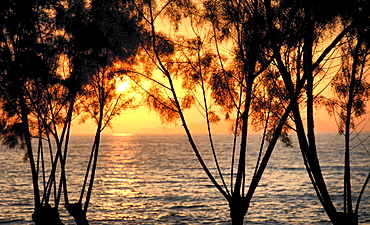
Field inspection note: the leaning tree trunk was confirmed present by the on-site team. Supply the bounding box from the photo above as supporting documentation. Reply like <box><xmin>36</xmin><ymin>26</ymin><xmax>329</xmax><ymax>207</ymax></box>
<box><xmin>19</xmin><ymin>96</ymin><xmax>64</xmax><ymax>225</ymax></box>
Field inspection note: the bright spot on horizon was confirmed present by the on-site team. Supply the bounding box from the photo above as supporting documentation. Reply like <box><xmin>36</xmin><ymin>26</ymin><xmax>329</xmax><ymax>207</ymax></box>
<box><xmin>112</xmin><ymin>133</ymin><xmax>133</xmax><ymax>136</ymax></box>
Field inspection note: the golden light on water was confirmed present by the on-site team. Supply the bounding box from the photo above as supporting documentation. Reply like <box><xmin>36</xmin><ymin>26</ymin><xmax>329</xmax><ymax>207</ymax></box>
<box><xmin>3</xmin><ymin>134</ymin><xmax>370</xmax><ymax>223</ymax></box>
<box><xmin>95</xmin><ymin>135</ymin><xmax>154</xmax><ymax>221</ymax></box>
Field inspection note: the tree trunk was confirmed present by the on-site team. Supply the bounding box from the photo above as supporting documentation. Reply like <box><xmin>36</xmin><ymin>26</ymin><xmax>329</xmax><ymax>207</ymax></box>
<box><xmin>231</xmin><ymin>215</ymin><xmax>244</xmax><ymax>225</ymax></box>
<box><xmin>66</xmin><ymin>202</ymin><xmax>89</xmax><ymax>225</ymax></box>
<box><xmin>32</xmin><ymin>204</ymin><xmax>64</xmax><ymax>225</ymax></box>
<box><xmin>336</xmin><ymin>212</ymin><xmax>358</xmax><ymax>225</ymax></box>
<box><xmin>229</xmin><ymin>197</ymin><xmax>248</xmax><ymax>225</ymax></box>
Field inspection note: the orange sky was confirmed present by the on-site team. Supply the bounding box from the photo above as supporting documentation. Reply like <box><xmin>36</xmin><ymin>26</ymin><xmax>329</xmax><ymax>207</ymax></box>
<box><xmin>70</xmin><ymin>104</ymin><xmax>370</xmax><ymax>135</ymax></box>
<box><xmin>70</xmin><ymin>15</ymin><xmax>370</xmax><ymax>136</ymax></box>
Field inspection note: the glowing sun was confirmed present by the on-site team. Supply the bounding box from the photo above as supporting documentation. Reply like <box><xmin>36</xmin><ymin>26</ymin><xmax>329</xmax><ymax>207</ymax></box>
<box><xmin>116</xmin><ymin>78</ymin><xmax>131</xmax><ymax>93</ymax></box>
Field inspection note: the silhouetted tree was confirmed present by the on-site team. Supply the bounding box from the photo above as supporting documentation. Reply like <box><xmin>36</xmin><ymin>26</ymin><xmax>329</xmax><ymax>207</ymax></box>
<box><xmin>324</xmin><ymin>5</ymin><xmax>370</xmax><ymax>223</ymax></box>
<box><xmin>66</xmin><ymin>61</ymin><xmax>137</xmax><ymax>225</ymax></box>
<box><xmin>55</xmin><ymin>0</ymin><xmax>141</xmax><ymax>224</ymax></box>
<box><xmin>0</xmin><ymin>0</ymin><xmax>142</xmax><ymax>224</ymax></box>
<box><xmin>126</xmin><ymin>0</ymin><xmax>295</xmax><ymax>224</ymax></box>
<box><xmin>0</xmin><ymin>1</ymin><xmax>67</xmax><ymax>224</ymax></box>
<box><xmin>265</xmin><ymin>0</ymin><xmax>370</xmax><ymax>224</ymax></box>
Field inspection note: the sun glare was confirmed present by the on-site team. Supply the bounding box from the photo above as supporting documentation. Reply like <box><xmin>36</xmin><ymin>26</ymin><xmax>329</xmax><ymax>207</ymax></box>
<box><xmin>116</xmin><ymin>78</ymin><xmax>131</xmax><ymax>93</ymax></box>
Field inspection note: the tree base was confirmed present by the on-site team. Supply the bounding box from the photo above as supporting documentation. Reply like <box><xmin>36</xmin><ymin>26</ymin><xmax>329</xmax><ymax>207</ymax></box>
<box><xmin>336</xmin><ymin>212</ymin><xmax>358</xmax><ymax>225</ymax></box>
<box><xmin>229</xmin><ymin>197</ymin><xmax>249</xmax><ymax>225</ymax></box>
<box><xmin>32</xmin><ymin>204</ymin><xmax>64</xmax><ymax>225</ymax></box>
<box><xmin>66</xmin><ymin>202</ymin><xmax>89</xmax><ymax>225</ymax></box>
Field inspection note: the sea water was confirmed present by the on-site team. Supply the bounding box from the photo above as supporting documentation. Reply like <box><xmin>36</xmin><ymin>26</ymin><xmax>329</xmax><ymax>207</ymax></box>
<box><xmin>0</xmin><ymin>133</ymin><xmax>369</xmax><ymax>224</ymax></box>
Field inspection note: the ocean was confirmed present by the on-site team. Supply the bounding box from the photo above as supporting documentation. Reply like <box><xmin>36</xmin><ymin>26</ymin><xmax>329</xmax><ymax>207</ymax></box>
<box><xmin>0</xmin><ymin>133</ymin><xmax>369</xmax><ymax>224</ymax></box>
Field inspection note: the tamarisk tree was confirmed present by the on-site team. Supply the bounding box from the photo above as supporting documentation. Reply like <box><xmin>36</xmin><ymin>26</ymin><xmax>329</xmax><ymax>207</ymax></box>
<box><xmin>264</xmin><ymin>0</ymin><xmax>370</xmax><ymax>224</ymax></box>
<box><xmin>0</xmin><ymin>0</ymin><xmax>141</xmax><ymax>224</ymax></box>
<box><xmin>126</xmin><ymin>0</ymin><xmax>294</xmax><ymax>224</ymax></box>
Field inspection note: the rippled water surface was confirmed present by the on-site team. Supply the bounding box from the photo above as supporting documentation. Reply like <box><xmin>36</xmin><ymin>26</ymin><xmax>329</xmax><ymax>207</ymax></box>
<box><xmin>1</xmin><ymin>133</ymin><xmax>369</xmax><ymax>224</ymax></box>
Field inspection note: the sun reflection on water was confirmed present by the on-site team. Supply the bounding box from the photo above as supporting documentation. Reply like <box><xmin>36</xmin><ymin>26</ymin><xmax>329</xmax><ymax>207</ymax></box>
<box><xmin>94</xmin><ymin>135</ymin><xmax>158</xmax><ymax>221</ymax></box>
<box><xmin>3</xmin><ymin>134</ymin><xmax>367</xmax><ymax>224</ymax></box>
<box><xmin>92</xmin><ymin>134</ymin><xmax>370</xmax><ymax>224</ymax></box>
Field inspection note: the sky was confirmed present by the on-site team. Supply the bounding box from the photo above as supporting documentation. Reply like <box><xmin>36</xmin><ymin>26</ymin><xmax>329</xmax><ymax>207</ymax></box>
<box><xmin>70</xmin><ymin>103</ymin><xmax>370</xmax><ymax>135</ymax></box>
<box><xmin>71</xmin><ymin>105</ymin><xmax>208</xmax><ymax>135</ymax></box>
<box><xmin>69</xmin><ymin>14</ymin><xmax>370</xmax><ymax>136</ymax></box>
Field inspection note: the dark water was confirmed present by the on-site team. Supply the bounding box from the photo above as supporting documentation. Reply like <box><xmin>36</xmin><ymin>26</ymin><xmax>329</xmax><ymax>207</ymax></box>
<box><xmin>0</xmin><ymin>133</ymin><xmax>369</xmax><ymax>224</ymax></box>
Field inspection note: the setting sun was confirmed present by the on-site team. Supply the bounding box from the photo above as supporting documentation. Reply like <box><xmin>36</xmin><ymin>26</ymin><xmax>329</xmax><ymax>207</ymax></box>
<box><xmin>116</xmin><ymin>77</ymin><xmax>131</xmax><ymax>93</ymax></box>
